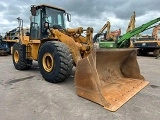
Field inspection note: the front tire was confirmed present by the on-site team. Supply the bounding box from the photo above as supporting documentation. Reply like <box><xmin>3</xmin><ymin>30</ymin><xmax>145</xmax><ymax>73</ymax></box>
<box><xmin>38</xmin><ymin>41</ymin><xmax>73</xmax><ymax>83</ymax></box>
<box><xmin>12</xmin><ymin>43</ymin><xmax>32</xmax><ymax>70</ymax></box>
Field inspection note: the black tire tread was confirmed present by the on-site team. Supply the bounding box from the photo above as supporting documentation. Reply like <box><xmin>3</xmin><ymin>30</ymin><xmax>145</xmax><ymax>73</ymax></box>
<box><xmin>39</xmin><ymin>41</ymin><xmax>73</xmax><ymax>83</ymax></box>
<box><xmin>12</xmin><ymin>43</ymin><xmax>32</xmax><ymax>70</ymax></box>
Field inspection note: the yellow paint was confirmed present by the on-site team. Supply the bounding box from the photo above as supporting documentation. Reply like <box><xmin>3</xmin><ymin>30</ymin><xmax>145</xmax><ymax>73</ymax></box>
<box><xmin>14</xmin><ymin>50</ymin><xmax>19</xmax><ymax>63</ymax></box>
<box><xmin>42</xmin><ymin>52</ymin><xmax>54</xmax><ymax>72</ymax></box>
<box><xmin>30</xmin><ymin>43</ymin><xmax>40</xmax><ymax>60</ymax></box>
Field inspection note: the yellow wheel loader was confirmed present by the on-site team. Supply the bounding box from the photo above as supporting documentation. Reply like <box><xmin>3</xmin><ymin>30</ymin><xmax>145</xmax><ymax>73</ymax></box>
<box><xmin>12</xmin><ymin>4</ymin><xmax>149</xmax><ymax>111</ymax></box>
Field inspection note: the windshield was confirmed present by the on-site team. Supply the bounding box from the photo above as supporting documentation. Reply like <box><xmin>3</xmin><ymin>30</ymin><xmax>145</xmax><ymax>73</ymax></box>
<box><xmin>45</xmin><ymin>7</ymin><xmax>65</xmax><ymax>28</ymax></box>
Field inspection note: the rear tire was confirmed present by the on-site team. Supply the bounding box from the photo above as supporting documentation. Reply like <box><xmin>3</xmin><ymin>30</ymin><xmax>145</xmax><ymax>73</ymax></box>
<box><xmin>153</xmin><ymin>49</ymin><xmax>160</xmax><ymax>57</ymax></box>
<box><xmin>116</xmin><ymin>39</ymin><xmax>130</xmax><ymax>48</ymax></box>
<box><xmin>38</xmin><ymin>41</ymin><xmax>73</xmax><ymax>83</ymax></box>
<box><xmin>12</xmin><ymin>43</ymin><xmax>32</xmax><ymax>70</ymax></box>
<box><xmin>137</xmin><ymin>49</ymin><xmax>148</xmax><ymax>56</ymax></box>
<box><xmin>123</xmin><ymin>40</ymin><xmax>130</xmax><ymax>48</ymax></box>
<box><xmin>137</xmin><ymin>49</ymin><xmax>142</xmax><ymax>56</ymax></box>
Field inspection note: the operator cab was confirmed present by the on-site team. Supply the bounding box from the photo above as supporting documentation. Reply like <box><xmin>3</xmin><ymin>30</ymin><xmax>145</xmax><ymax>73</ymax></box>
<box><xmin>30</xmin><ymin>4</ymin><xmax>71</xmax><ymax>40</ymax></box>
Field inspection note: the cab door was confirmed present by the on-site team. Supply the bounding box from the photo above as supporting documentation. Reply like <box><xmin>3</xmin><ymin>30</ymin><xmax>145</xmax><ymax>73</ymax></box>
<box><xmin>30</xmin><ymin>9</ymin><xmax>41</xmax><ymax>40</ymax></box>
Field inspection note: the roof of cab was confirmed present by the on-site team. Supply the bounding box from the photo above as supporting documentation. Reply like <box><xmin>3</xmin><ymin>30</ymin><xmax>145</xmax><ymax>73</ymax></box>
<box><xmin>36</xmin><ymin>4</ymin><xmax>66</xmax><ymax>12</ymax></box>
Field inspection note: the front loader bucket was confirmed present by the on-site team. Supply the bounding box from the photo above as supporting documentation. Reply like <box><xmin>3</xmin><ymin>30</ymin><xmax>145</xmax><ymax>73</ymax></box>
<box><xmin>75</xmin><ymin>48</ymin><xmax>149</xmax><ymax>111</ymax></box>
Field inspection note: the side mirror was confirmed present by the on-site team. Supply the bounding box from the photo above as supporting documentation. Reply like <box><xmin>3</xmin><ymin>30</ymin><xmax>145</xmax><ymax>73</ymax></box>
<box><xmin>31</xmin><ymin>5</ymin><xmax>36</xmax><ymax>16</ymax></box>
<box><xmin>66</xmin><ymin>13</ymin><xmax>71</xmax><ymax>22</ymax></box>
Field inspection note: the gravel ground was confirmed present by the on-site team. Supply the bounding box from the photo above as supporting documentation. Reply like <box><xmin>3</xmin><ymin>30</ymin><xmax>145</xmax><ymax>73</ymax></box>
<box><xmin>0</xmin><ymin>55</ymin><xmax>160</xmax><ymax>120</ymax></box>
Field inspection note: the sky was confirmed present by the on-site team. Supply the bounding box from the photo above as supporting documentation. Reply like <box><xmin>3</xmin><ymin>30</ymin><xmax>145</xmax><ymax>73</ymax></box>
<box><xmin>0</xmin><ymin>0</ymin><xmax>160</xmax><ymax>36</ymax></box>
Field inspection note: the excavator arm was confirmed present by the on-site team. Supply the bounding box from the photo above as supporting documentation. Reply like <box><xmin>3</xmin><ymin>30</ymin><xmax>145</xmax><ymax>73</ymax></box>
<box><xmin>99</xmin><ymin>21</ymin><xmax>111</xmax><ymax>33</ymax></box>
<box><xmin>126</xmin><ymin>11</ymin><xmax>136</xmax><ymax>33</ymax></box>
<box><xmin>93</xmin><ymin>21</ymin><xmax>110</xmax><ymax>42</ymax></box>
<box><xmin>117</xmin><ymin>17</ymin><xmax>160</xmax><ymax>48</ymax></box>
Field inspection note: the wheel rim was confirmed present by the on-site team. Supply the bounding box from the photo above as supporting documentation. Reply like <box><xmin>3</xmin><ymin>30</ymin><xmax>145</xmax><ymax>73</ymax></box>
<box><xmin>42</xmin><ymin>52</ymin><xmax>54</xmax><ymax>72</ymax></box>
<box><xmin>14</xmin><ymin>50</ymin><xmax>19</xmax><ymax>63</ymax></box>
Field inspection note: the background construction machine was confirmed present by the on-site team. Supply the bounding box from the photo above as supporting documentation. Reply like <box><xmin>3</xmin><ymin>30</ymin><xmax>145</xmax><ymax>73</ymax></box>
<box><xmin>133</xmin><ymin>24</ymin><xmax>160</xmax><ymax>56</ymax></box>
<box><xmin>126</xmin><ymin>12</ymin><xmax>136</xmax><ymax>33</ymax></box>
<box><xmin>93</xmin><ymin>21</ymin><xmax>121</xmax><ymax>42</ymax></box>
<box><xmin>0</xmin><ymin>35</ymin><xmax>8</xmax><ymax>56</ymax></box>
<box><xmin>93</xmin><ymin>12</ymin><xmax>135</xmax><ymax>48</ymax></box>
<box><xmin>2</xmin><ymin>27</ymin><xmax>29</xmax><ymax>54</ymax></box>
<box><xmin>12</xmin><ymin>4</ymin><xmax>148</xmax><ymax>111</ymax></box>
<box><xmin>97</xmin><ymin>15</ymin><xmax>160</xmax><ymax>49</ymax></box>
<box><xmin>126</xmin><ymin>11</ymin><xmax>136</xmax><ymax>47</ymax></box>
<box><xmin>0</xmin><ymin>27</ymin><xmax>26</xmax><ymax>55</ymax></box>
